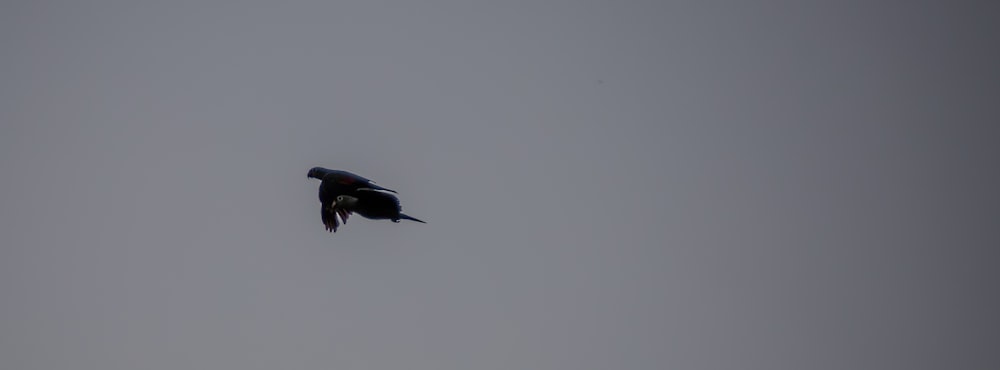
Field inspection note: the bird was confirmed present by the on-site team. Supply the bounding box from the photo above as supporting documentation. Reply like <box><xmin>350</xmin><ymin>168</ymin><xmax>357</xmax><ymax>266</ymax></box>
<box><xmin>307</xmin><ymin>167</ymin><xmax>424</xmax><ymax>232</ymax></box>
<box><xmin>333</xmin><ymin>190</ymin><xmax>426</xmax><ymax>225</ymax></box>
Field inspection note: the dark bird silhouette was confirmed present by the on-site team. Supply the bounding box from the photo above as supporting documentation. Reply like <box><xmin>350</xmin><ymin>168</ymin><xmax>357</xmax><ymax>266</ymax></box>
<box><xmin>334</xmin><ymin>190</ymin><xmax>426</xmax><ymax>225</ymax></box>
<box><xmin>307</xmin><ymin>167</ymin><xmax>423</xmax><ymax>232</ymax></box>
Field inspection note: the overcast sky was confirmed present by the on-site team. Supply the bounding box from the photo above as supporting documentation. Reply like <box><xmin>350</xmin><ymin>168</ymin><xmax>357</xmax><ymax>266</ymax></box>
<box><xmin>2</xmin><ymin>1</ymin><xmax>999</xmax><ymax>369</ymax></box>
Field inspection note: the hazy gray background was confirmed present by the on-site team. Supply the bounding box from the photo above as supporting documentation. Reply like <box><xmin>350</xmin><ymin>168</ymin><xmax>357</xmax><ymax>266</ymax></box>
<box><xmin>2</xmin><ymin>1</ymin><xmax>998</xmax><ymax>369</ymax></box>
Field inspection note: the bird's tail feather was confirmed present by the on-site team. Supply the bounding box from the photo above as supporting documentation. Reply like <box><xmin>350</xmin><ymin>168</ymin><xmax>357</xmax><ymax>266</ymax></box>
<box><xmin>399</xmin><ymin>213</ymin><xmax>426</xmax><ymax>223</ymax></box>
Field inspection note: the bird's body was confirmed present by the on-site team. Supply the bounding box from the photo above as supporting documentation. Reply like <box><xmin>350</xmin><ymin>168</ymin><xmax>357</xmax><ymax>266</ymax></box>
<box><xmin>335</xmin><ymin>190</ymin><xmax>426</xmax><ymax>224</ymax></box>
<box><xmin>307</xmin><ymin>167</ymin><xmax>424</xmax><ymax>232</ymax></box>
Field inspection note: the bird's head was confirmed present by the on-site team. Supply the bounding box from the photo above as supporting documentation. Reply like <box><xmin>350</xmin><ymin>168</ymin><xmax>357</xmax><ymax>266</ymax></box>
<box><xmin>307</xmin><ymin>167</ymin><xmax>329</xmax><ymax>180</ymax></box>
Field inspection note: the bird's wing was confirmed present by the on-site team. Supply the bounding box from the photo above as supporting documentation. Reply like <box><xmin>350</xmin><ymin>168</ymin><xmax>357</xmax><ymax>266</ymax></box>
<box><xmin>357</xmin><ymin>188</ymin><xmax>402</xmax><ymax>206</ymax></box>
<box><xmin>359</xmin><ymin>183</ymin><xmax>397</xmax><ymax>193</ymax></box>
<box><xmin>326</xmin><ymin>170</ymin><xmax>398</xmax><ymax>193</ymax></box>
<box><xmin>321</xmin><ymin>204</ymin><xmax>340</xmax><ymax>232</ymax></box>
<box><xmin>355</xmin><ymin>188</ymin><xmax>404</xmax><ymax>219</ymax></box>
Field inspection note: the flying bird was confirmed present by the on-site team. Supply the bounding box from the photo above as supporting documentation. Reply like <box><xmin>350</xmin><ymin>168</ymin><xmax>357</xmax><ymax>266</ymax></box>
<box><xmin>307</xmin><ymin>167</ymin><xmax>424</xmax><ymax>232</ymax></box>
<box><xmin>334</xmin><ymin>190</ymin><xmax>426</xmax><ymax>225</ymax></box>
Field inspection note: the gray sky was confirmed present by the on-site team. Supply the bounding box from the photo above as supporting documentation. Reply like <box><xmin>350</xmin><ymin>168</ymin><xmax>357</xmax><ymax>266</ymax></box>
<box><xmin>2</xmin><ymin>1</ymin><xmax>999</xmax><ymax>369</ymax></box>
